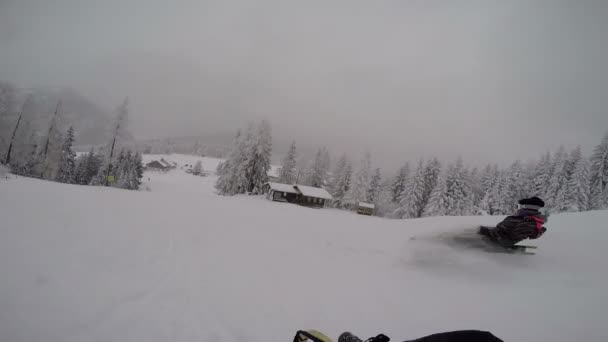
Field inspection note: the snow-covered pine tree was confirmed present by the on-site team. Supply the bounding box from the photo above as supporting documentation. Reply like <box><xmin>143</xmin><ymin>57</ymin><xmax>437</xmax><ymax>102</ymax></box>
<box><xmin>20</xmin><ymin>129</ymin><xmax>42</xmax><ymax>176</ymax></box>
<box><xmin>546</xmin><ymin>146</ymin><xmax>570</xmax><ymax>212</ymax></box>
<box><xmin>375</xmin><ymin>178</ymin><xmax>398</xmax><ymax>217</ymax></box>
<box><xmin>498</xmin><ymin>160</ymin><xmax>527</xmax><ymax>213</ymax></box>
<box><xmin>421</xmin><ymin>158</ymin><xmax>442</xmax><ymax>211</ymax></box>
<box><xmin>565</xmin><ymin>155</ymin><xmax>591</xmax><ymax>212</ymax></box>
<box><xmin>423</xmin><ymin>171</ymin><xmax>449</xmax><ymax>217</ymax></box>
<box><xmin>480</xmin><ymin>164</ymin><xmax>496</xmax><ymax>195</ymax></box>
<box><xmin>395</xmin><ymin>159</ymin><xmax>426</xmax><ymax>218</ymax></box>
<box><xmin>328</xmin><ymin>154</ymin><xmax>352</xmax><ymax>207</ymax></box>
<box><xmin>368</xmin><ymin>168</ymin><xmax>382</xmax><ymax>203</ymax></box>
<box><xmin>193</xmin><ymin>160</ymin><xmax>203</xmax><ymax>175</ymax></box>
<box><xmin>533</xmin><ymin>152</ymin><xmax>552</xmax><ymax>199</ymax></box>
<box><xmin>215</xmin><ymin>130</ymin><xmax>241</xmax><ymax>194</ymax></box>
<box><xmin>0</xmin><ymin>82</ymin><xmax>17</xmax><ymax>162</ymax></box>
<box><xmin>590</xmin><ymin>132</ymin><xmax>608</xmax><ymax>209</ymax></box>
<box><xmin>216</xmin><ymin>127</ymin><xmax>252</xmax><ymax>195</ymax></box>
<box><xmin>55</xmin><ymin>126</ymin><xmax>76</xmax><ymax>183</ymax></box>
<box><xmin>90</xmin><ymin>162</ymin><xmax>110</xmax><ymax>186</ymax></box>
<box><xmin>443</xmin><ymin>158</ymin><xmax>473</xmax><ymax>216</ymax></box>
<box><xmin>100</xmin><ymin>98</ymin><xmax>131</xmax><ymax>186</ymax></box>
<box><xmin>115</xmin><ymin>149</ymin><xmax>130</xmax><ymax>189</ymax></box>
<box><xmin>344</xmin><ymin>152</ymin><xmax>372</xmax><ymax>209</ymax></box>
<box><xmin>74</xmin><ymin>152</ymin><xmax>88</xmax><ymax>184</ymax></box>
<box><xmin>132</xmin><ymin>152</ymin><xmax>144</xmax><ymax>189</ymax></box>
<box><xmin>40</xmin><ymin>102</ymin><xmax>64</xmax><ymax>179</ymax></box>
<box><xmin>479</xmin><ymin>165</ymin><xmax>501</xmax><ymax>215</ymax></box>
<box><xmin>462</xmin><ymin>167</ymin><xmax>477</xmax><ymax>215</ymax></box>
<box><xmin>307</xmin><ymin>147</ymin><xmax>331</xmax><ymax>187</ymax></box>
<box><xmin>469</xmin><ymin>167</ymin><xmax>483</xmax><ymax>210</ymax></box>
<box><xmin>117</xmin><ymin>151</ymin><xmax>142</xmax><ymax>190</ymax></box>
<box><xmin>77</xmin><ymin>149</ymin><xmax>102</xmax><ymax>185</ymax></box>
<box><xmin>390</xmin><ymin>163</ymin><xmax>410</xmax><ymax>203</ymax></box>
<box><xmin>247</xmin><ymin>120</ymin><xmax>272</xmax><ymax>194</ymax></box>
<box><xmin>566</xmin><ymin>146</ymin><xmax>583</xmax><ymax>180</ymax></box>
<box><xmin>278</xmin><ymin>141</ymin><xmax>297</xmax><ymax>184</ymax></box>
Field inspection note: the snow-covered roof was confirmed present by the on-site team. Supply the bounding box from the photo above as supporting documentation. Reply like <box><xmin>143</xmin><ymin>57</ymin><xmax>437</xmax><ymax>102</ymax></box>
<box><xmin>295</xmin><ymin>185</ymin><xmax>333</xmax><ymax>200</ymax></box>
<box><xmin>267</xmin><ymin>182</ymin><xmax>299</xmax><ymax>194</ymax></box>
<box><xmin>146</xmin><ymin>160</ymin><xmax>168</xmax><ymax>168</ymax></box>
<box><xmin>358</xmin><ymin>202</ymin><xmax>375</xmax><ymax>209</ymax></box>
<box><xmin>159</xmin><ymin>159</ymin><xmax>172</xmax><ymax>167</ymax></box>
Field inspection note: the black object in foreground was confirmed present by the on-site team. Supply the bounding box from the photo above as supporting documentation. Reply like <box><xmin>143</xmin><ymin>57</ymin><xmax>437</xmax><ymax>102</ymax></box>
<box><xmin>296</xmin><ymin>330</ymin><xmax>503</xmax><ymax>342</ymax></box>
<box><xmin>340</xmin><ymin>330</ymin><xmax>503</xmax><ymax>342</ymax></box>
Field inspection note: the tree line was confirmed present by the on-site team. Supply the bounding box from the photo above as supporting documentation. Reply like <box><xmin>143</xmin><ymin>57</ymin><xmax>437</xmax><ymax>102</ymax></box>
<box><xmin>217</xmin><ymin>119</ymin><xmax>608</xmax><ymax>218</ymax></box>
<box><xmin>0</xmin><ymin>82</ymin><xmax>143</xmax><ymax>190</ymax></box>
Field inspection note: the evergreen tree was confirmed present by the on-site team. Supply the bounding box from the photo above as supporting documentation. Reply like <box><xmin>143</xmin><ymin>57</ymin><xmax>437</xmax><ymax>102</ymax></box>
<box><xmin>74</xmin><ymin>152</ymin><xmax>89</xmax><ymax>184</ymax></box>
<box><xmin>55</xmin><ymin>126</ymin><xmax>76</xmax><ymax>183</ymax></box>
<box><xmin>478</xmin><ymin>165</ymin><xmax>504</xmax><ymax>215</ymax></box>
<box><xmin>444</xmin><ymin>158</ymin><xmax>472</xmax><ymax>215</ymax></box>
<box><xmin>368</xmin><ymin>168</ymin><xmax>382</xmax><ymax>203</ymax></box>
<box><xmin>329</xmin><ymin>154</ymin><xmax>352</xmax><ymax>208</ymax></box>
<box><xmin>566</xmin><ymin>146</ymin><xmax>583</xmax><ymax>180</ymax></box>
<box><xmin>246</xmin><ymin>120</ymin><xmax>272</xmax><ymax>194</ymax></box>
<box><xmin>133</xmin><ymin>152</ymin><xmax>144</xmax><ymax>187</ymax></box>
<box><xmin>480</xmin><ymin>164</ymin><xmax>495</xmax><ymax>195</ymax></box>
<box><xmin>497</xmin><ymin>160</ymin><xmax>527</xmax><ymax>214</ymax></box>
<box><xmin>278</xmin><ymin>141</ymin><xmax>297</xmax><ymax>184</ymax></box>
<box><xmin>546</xmin><ymin>146</ymin><xmax>570</xmax><ymax>212</ymax></box>
<box><xmin>215</xmin><ymin>130</ymin><xmax>243</xmax><ymax>194</ymax></box>
<box><xmin>76</xmin><ymin>148</ymin><xmax>102</xmax><ymax>185</ymax></box>
<box><xmin>90</xmin><ymin>162</ymin><xmax>110</xmax><ymax>186</ymax></box>
<box><xmin>344</xmin><ymin>152</ymin><xmax>372</xmax><ymax>208</ymax></box>
<box><xmin>390</xmin><ymin>163</ymin><xmax>410</xmax><ymax>203</ymax></box>
<box><xmin>306</xmin><ymin>147</ymin><xmax>331</xmax><ymax>187</ymax></box>
<box><xmin>590</xmin><ymin>132</ymin><xmax>608</xmax><ymax>209</ymax></box>
<box><xmin>375</xmin><ymin>179</ymin><xmax>398</xmax><ymax>217</ymax></box>
<box><xmin>423</xmin><ymin>171</ymin><xmax>449</xmax><ymax>217</ymax></box>
<box><xmin>115</xmin><ymin>149</ymin><xmax>130</xmax><ymax>189</ymax></box>
<box><xmin>565</xmin><ymin>155</ymin><xmax>591</xmax><ymax>212</ymax></box>
<box><xmin>533</xmin><ymin>152</ymin><xmax>552</xmax><ymax>198</ymax></box>
<box><xmin>396</xmin><ymin>159</ymin><xmax>426</xmax><ymax>218</ymax></box>
<box><xmin>469</xmin><ymin>167</ymin><xmax>483</xmax><ymax>209</ymax></box>
<box><xmin>421</xmin><ymin>158</ymin><xmax>442</xmax><ymax>211</ymax></box>
<box><xmin>21</xmin><ymin>129</ymin><xmax>41</xmax><ymax>176</ymax></box>
<box><xmin>215</xmin><ymin>120</ymin><xmax>272</xmax><ymax>195</ymax></box>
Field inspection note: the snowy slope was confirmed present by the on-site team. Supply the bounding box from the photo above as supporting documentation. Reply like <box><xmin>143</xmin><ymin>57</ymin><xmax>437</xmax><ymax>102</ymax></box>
<box><xmin>0</xmin><ymin>158</ymin><xmax>606</xmax><ymax>342</ymax></box>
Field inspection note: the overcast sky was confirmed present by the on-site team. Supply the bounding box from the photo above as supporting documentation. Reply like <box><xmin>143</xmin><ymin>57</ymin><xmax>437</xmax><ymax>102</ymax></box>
<box><xmin>1</xmin><ymin>0</ymin><xmax>607</xmax><ymax>169</ymax></box>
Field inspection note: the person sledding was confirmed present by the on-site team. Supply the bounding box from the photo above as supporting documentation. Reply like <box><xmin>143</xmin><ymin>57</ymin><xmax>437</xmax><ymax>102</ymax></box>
<box><xmin>479</xmin><ymin>196</ymin><xmax>548</xmax><ymax>247</ymax></box>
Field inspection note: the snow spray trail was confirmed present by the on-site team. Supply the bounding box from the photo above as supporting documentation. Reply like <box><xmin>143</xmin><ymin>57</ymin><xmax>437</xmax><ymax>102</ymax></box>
<box><xmin>403</xmin><ymin>228</ymin><xmax>534</xmax><ymax>281</ymax></box>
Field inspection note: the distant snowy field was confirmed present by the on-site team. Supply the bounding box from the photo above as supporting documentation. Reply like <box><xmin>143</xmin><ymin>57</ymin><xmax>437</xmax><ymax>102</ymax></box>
<box><xmin>1</xmin><ymin>154</ymin><xmax>606</xmax><ymax>342</ymax></box>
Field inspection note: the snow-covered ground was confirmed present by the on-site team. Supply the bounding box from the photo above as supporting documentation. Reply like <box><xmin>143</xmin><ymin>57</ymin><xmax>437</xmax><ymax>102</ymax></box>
<box><xmin>1</xmin><ymin>154</ymin><xmax>606</xmax><ymax>342</ymax></box>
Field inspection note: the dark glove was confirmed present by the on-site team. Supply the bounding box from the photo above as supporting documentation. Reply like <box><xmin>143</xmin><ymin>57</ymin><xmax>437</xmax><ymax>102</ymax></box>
<box><xmin>366</xmin><ymin>334</ymin><xmax>390</xmax><ymax>342</ymax></box>
<box><xmin>530</xmin><ymin>227</ymin><xmax>546</xmax><ymax>239</ymax></box>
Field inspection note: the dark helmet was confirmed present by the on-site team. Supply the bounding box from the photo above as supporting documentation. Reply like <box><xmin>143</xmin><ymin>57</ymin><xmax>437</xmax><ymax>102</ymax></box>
<box><xmin>518</xmin><ymin>196</ymin><xmax>545</xmax><ymax>208</ymax></box>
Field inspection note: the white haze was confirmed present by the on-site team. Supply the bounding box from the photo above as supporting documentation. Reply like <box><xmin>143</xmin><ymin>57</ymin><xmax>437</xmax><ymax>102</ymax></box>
<box><xmin>1</xmin><ymin>0</ymin><xmax>607</xmax><ymax>169</ymax></box>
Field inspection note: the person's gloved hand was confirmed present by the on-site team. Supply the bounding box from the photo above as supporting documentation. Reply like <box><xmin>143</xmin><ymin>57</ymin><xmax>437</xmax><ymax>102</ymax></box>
<box><xmin>530</xmin><ymin>227</ymin><xmax>547</xmax><ymax>239</ymax></box>
<box><xmin>366</xmin><ymin>334</ymin><xmax>390</xmax><ymax>342</ymax></box>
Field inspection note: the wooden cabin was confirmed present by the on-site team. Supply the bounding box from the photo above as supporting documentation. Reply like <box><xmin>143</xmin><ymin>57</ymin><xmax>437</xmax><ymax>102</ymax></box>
<box><xmin>145</xmin><ymin>160</ymin><xmax>170</xmax><ymax>171</ymax></box>
<box><xmin>265</xmin><ymin>182</ymin><xmax>300</xmax><ymax>203</ymax></box>
<box><xmin>294</xmin><ymin>184</ymin><xmax>332</xmax><ymax>208</ymax></box>
<box><xmin>264</xmin><ymin>182</ymin><xmax>333</xmax><ymax>208</ymax></box>
<box><xmin>357</xmin><ymin>202</ymin><xmax>375</xmax><ymax>216</ymax></box>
